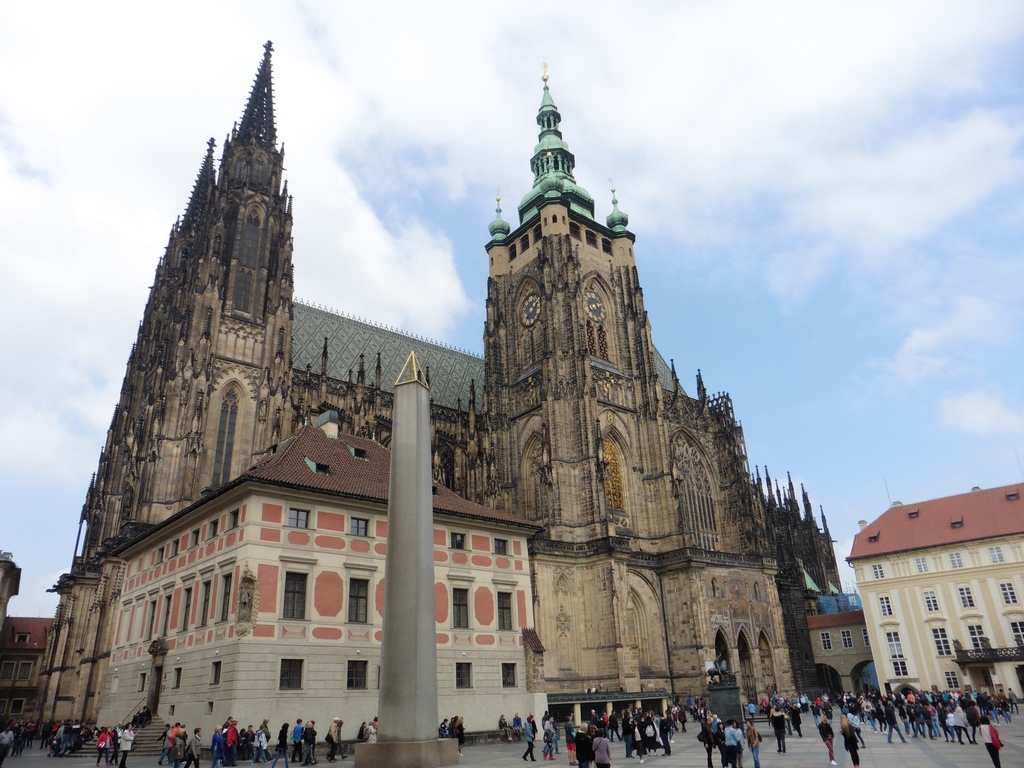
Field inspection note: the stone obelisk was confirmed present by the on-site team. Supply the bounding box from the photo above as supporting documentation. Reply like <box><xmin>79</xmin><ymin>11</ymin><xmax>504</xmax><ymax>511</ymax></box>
<box><xmin>355</xmin><ymin>352</ymin><xmax>459</xmax><ymax>768</ymax></box>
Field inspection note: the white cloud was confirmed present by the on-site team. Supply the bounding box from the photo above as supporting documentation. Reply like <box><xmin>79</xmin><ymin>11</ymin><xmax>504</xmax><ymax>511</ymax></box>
<box><xmin>940</xmin><ymin>390</ymin><xmax>1024</xmax><ymax>435</ymax></box>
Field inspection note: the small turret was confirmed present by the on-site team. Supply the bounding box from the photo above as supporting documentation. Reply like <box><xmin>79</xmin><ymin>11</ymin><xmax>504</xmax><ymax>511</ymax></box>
<box><xmin>487</xmin><ymin>196</ymin><xmax>511</xmax><ymax>242</ymax></box>
<box><xmin>606</xmin><ymin>188</ymin><xmax>629</xmax><ymax>233</ymax></box>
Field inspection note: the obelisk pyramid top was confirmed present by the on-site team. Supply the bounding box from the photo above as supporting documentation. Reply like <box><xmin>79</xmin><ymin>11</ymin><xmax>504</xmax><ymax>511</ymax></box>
<box><xmin>395</xmin><ymin>351</ymin><xmax>429</xmax><ymax>388</ymax></box>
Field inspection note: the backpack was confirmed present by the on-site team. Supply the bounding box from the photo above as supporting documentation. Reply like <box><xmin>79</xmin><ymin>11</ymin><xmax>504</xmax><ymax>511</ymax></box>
<box><xmin>645</xmin><ymin>724</ymin><xmax>655</xmax><ymax>738</ymax></box>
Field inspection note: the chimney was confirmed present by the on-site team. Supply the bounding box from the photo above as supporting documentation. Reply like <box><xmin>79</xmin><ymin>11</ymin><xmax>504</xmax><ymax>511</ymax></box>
<box><xmin>890</xmin><ymin>501</ymin><xmax>902</xmax><ymax>507</ymax></box>
<box><xmin>857</xmin><ymin>520</ymin><xmax>868</xmax><ymax>531</ymax></box>
<box><xmin>971</xmin><ymin>486</ymin><xmax>982</xmax><ymax>492</ymax></box>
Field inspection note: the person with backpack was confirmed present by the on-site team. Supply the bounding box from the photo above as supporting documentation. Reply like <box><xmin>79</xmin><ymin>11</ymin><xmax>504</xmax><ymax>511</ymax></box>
<box><xmin>541</xmin><ymin>717</ymin><xmax>555</xmax><ymax>761</ymax></box>
<box><xmin>697</xmin><ymin>719</ymin><xmax>714</xmax><ymax>768</ymax></box>
<box><xmin>574</xmin><ymin>724</ymin><xmax>594</xmax><ymax>768</ymax></box>
<box><xmin>522</xmin><ymin>715</ymin><xmax>537</xmax><ymax>762</ymax></box>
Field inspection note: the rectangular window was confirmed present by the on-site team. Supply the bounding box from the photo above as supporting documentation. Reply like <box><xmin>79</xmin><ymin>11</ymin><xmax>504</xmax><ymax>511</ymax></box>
<box><xmin>220</xmin><ymin>574</ymin><xmax>233</xmax><ymax>622</ymax></box>
<box><xmin>862</xmin><ymin>628</ymin><xmax>870</xmax><ymax>647</ymax></box>
<box><xmin>173</xmin><ymin>667</ymin><xmax>182</xmax><ymax>689</ymax></box>
<box><xmin>346</xmin><ymin>660</ymin><xmax>368</xmax><ymax>689</ymax></box>
<box><xmin>872</xmin><ymin>564</ymin><xmax>884</xmax><ymax>579</ymax></box>
<box><xmin>959</xmin><ymin>586</ymin><xmax>975</xmax><ymax>608</ymax></box>
<box><xmin>0</xmin><ymin>662</ymin><xmax>13</xmax><ymax>680</ymax></box>
<box><xmin>945</xmin><ymin>671</ymin><xmax>960</xmax><ymax>689</ymax></box>
<box><xmin>288</xmin><ymin>508</ymin><xmax>309</xmax><ymax>528</ymax></box>
<box><xmin>209</xmin><ymin>519</ymin><xmax>219</xmax><ymax>539</ymax></box>
<box><xmin>494</xmin><ymin>538</ymin><xmax>508</xmax><ymax>555</ymax></box>
<box><xmin>585</xmin><ymin>230</ymin><xmax>597</xmax><ymax>248</ymax></box>
<box><xmin>841</xmin><ymin>630</ymin><xmax>853</xmax><ymax>649</ymax></box>
<box><xmin>280</xmin><ymin>659</ymin><xmax>303</xmax><ymax>690</ymax></box>
<box><xmin>283</xmin><ymin>573</ymin><xmax>308</xmax><ymax>620</ymax></box>
<box><xmin>156</xmin><ymin>547</ymin><xmax>164</xmax><ymax>564</ymax></box>
<box><xmin>14</xmin><ymin>634</ymin><xmax>28</xmax><ymax>644</ymax></box>
<box><xmin>455</xmin><ymin>662</ymin><xmax>472</xmax><ymax>689</ymax></box>
<box><xmin>501</xmin><ymin>663</ymin><xmax>517</xmax><ymax>688</ymax></box>
<box><xmin>878</xmin><ymin>596</ymin><xmax>893</xmax><ymax>616</ymax></box>
<box><xmin>968</xmin><ymin>625</ymin><xmax>986</xmax><ymax>650</ymax></box>
<box><xmin>138</xmin><ymin>672</ymin><xmax>147</xmax><ymax>693</ymax></box>
<box><xmin>497</xmin><ymin>592</ymin><xmax>513</xmax><ymax>631</ymax></box>
<box><xmin>190</xmin><ymin>529</ymin><xmax>200</xmax><ymax>548</ymax></box>
<box><xmin>1001</xmin><ymin>582</ymin><xmax>1018</xmax><ymax>605</ymax></box>
<box><xmin>210</xmin><ymin>661</ymin><xmax>222</xmax><ymax>685</ymax></box>
<box><xmin>162</xmin><ymin>595</ymin><xmax>173</xmax><ymax>635</ymax></box>
<box><xmin>350</xmin><ymin>517</ymin><xmax>368</xmax><ymax>537</ymax></box>
<box><xmin>914</xmin><ymin>556</ymin><xmax>929</xmax><ymax>573</ymax></box>
<box><xmin>820</xmin><ymin>632</ymin><xmax>832</xmax><ymax>651</ymax></box>
<box><xmin>147</xmin><ymin>599</ymin><xmax>157</xmax><ymax>640</ymax></box>
<box><xmin>348</xmin><ymin>578</ymin><xmax>369</xmax><ymax>623</ymax></box>
<box><xmin>16</xmin><ymin>662</ymin><xmax>32</xmax><ymax>680</ymax></box>
<box><xmin>199</xmin><ymin>581</ymin><xmax>212</xmax><ymax>627</ymax></box>
<box><xmin>949</xmin><ymin>552</ymin><xmax>964</xmax><ymax>568</ymax></box>
<box><xmin>182</xmin><ymin>587</ymin><xmax>193</xmax><ymax>631</ymax></box>
<box><xmin>1009</xmin><ymin>621</ymin><xmax>1024</xmax><ymax>647</ymax></box>
<box><xmin>886</xmin><ymin>631</ymin><xmax>904</xmax><ymax>659</ymax></box>
<box><xmin>229</xmin><ymin>510</ymin><xmax>240</xmax><ymax>529</ymax></box>
<box><xmin>171</xmin><ymin>540</ymin><xmax>179</xmax><ymax>557</ymax></box>
<box><xmin>989</xmin><ymin>546</ymin><xmax>1005</xmax><ymax>563</ymax></box>
<box><xmin>892</xmin><ymin>660</ymin><xmax>908</xmax><ymax>677</ymax></box>
<box><xmin>453</xmin><ymin>588</ymin><xmax>469</xmax><ymax>628</ymax></box>
<box><xmin>924</xmin><ymin>590</ymin><xmax>939</xmax><ymax>612</ymax></box>
<box><xmin>450</xmin><ymin>532</ymin><xmax>466</xmax><ymax>550</ymax></box>
<box><xmin>932</xmin><ymin>628</ymin><xmax>952</xmax><ymax>656</ymax></box>
<box><xmin>9</xmin><ymin>700</ymin><xmax>24</xmax><ymax>715</ymax></box>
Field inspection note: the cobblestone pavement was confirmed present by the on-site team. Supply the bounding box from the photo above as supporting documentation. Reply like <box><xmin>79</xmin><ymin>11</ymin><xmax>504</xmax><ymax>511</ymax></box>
<box><xmin>6</xmin><ymin>717</ymin><xmax>1020</xmax><ymax>768</ymax></box>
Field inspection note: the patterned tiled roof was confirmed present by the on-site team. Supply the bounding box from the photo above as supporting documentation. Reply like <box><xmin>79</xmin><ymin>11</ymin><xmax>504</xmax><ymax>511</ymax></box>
<box><xmin>522</xmin><ymin>627</ymin><xmax>546</xmax><ymax>653</ymax></box>
<box><xmin>0</xmin><ymin>617</ymin><xmax>50</xmax><ymax>649</ymax></box>
<box><xmin>849</xmin><ymin>483</ymin><xmax>1024</xmax><ymax>559</ymax></box>
<box><xmin>293</xmin><ymin>301</ymin><xmax>483</xmax><ymax>410</ymax></box>
<box><xmin>293</xmin><ymin>300</ymin><xmax>677</xmax><ymax>409</ymax></box>
<box><xmin>246</xmin><ymin>425</ymin><xmax>539</xmax><ymax>530</ymax></box>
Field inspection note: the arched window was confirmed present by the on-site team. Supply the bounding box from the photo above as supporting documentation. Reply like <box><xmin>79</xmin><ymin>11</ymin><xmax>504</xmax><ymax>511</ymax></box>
<box><xmin>672</xmin><ymin>433</ymin><xmax>718</xmax><ymax>551</ymax></box>
<box><xmin>603</xmin><ymin>436</ymin><xmax>624</xmax><ymax>510</ymax></box>
<box><xmin>586</xmin><ymin>321</ymin><xmax>596</xmax><ymax>355</ymax></box>
<box><xmin>234</xmin><ymin>212</ymin><xmax>261</xmax><ymax>314</ymax></box>
<box><xmin>252</xmin><ymin>156</ymin><xmax>267</xmax><ymax>184</ymax></box>
<box><xmin>212</xmin><ymin>389</ymin><xmax>239</xmax><ymax>487</ymax></box>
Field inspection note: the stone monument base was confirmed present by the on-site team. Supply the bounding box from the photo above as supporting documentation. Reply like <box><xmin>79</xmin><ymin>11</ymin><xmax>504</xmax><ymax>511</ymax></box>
<box><xmin>708</xmin><ymin>682</ymin><xmax>743</xmax><ymax>725</ymax></box>
<box><xmin>354</xmin><ymin>738</ymin><xmax>460</xmax><ymax>768</ymax></box>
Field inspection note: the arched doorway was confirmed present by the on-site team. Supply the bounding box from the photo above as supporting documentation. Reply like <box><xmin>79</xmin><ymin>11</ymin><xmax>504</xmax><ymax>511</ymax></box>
<box><xmin>816</xmin><ymin>663</ymin><xmax>843</xmax><ymax>693</ymax></box>
<box><xmin>758</xmin><ymin>632</ymin><xmax>777</xmax><ymax>694</ymax></box>
<box><xmin>850</xmin><ymin>660</ymin><xmax>879</xmax><ymax>693</ymax></box>
<box><xmin>737</xmin><ymin>632</ymin><xmax>756</xmax><ymax>702</ymax></box>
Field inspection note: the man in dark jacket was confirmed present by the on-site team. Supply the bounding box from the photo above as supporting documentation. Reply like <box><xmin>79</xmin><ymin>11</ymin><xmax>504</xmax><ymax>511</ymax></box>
<box><xmin>884</xmin><ymin>701</ymin><xmax>907</xmax><ymax>744</ymax></box>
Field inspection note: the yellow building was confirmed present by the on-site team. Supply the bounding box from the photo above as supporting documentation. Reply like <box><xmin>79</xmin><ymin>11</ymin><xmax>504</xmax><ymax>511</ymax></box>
<box><xmin>93</xmin><ymin>416</ymin><xmax>545</xmax><ymax>733</ymax></box>
<box><xmin>849</xmin><ymin>484</ymin><xmax>1024</xmax><ymax>696</ymax></box>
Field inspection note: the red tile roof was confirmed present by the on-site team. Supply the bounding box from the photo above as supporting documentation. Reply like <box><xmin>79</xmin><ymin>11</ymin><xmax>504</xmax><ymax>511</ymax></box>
<box><xmin>807</xmin><ymin>610</ymin><xmax>864</xmax><ymax>629</ymax></box>
<box><xmin>522</xmin><ymin>627</ymin><xmax>546</xmax><ymax>653</ymax></box>
<box><xmin>0</xmin><ymin>617</ymin><xmax>50</xmax><ymax>649</ymax></box>
<box><xmin>849</xmin><ymin>483</ymin><xmax>1024</xmax><ymax>560</ymax></box>
<box><xmin>245</xmin><ymin>426</ymin><xmax>538</xmax><ymax>530</ymax></box>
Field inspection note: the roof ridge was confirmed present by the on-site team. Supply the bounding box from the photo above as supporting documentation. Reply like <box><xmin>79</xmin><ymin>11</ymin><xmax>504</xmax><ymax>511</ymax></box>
<box><xmin>294</xmin><ymin>297</ymin><xmax>483</xmax><ymax>359</ymax></box>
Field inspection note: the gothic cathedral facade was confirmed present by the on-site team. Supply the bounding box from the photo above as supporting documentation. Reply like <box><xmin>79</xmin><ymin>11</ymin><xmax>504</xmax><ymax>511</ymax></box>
<box><xmin>42</xmin><ymin>45</ymin><xmax>839</xmax><ymax>722</ymax></box>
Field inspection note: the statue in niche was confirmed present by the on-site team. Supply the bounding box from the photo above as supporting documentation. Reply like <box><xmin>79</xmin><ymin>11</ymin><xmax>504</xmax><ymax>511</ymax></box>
<box><xmin>235</xmin><ymin>565</ymin><xmax>260</xmax><ymax>636</ymax></box>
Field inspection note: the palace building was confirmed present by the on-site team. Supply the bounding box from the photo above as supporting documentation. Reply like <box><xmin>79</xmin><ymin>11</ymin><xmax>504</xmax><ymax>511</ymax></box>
<box><xmin>42</xmin><ymin>43</ymin><xmax>839</xmax><ymax>726</ymax></box>
<box><xmin>850</xmin><ymin>483</ymin><xmax>1024</xmax><ymax>696</ymax></box>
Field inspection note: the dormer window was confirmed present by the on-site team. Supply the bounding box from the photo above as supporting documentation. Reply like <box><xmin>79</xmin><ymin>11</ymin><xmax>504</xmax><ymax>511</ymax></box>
<box><xmin>348</xmin><ymin>446</ymin><xmax>368</xmax><ymax>461</ymax></box>
<box><xmin>907</xmin><ymin>510</ymin><xmax>919</xmax><ymax>519</ymax></box>
<box><xmin>305</xmin><ymin>457</ymin><xmax>330</xmax><ymax>474</ymax></box>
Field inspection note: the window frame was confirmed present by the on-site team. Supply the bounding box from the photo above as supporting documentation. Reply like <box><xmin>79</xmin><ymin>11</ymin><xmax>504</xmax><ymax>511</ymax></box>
<box><xmin>220</xmin><ymin>573</ymin><xmax>233</xmax><ymax>622</ymax></box>
<box><xmin>452</xmin><ymin>587</ymin><xmax>469</xmax><ymax>629</ymax></box>
<box><xmin>871</xmin><ymin>564</ymin><xmax>884</xmax><ymax>579</ymax></box>
<box><xmin>279</xmin><ymin>659</ymin><xmax>303</xmax><ymax>690</ymax></box>
<box><xmin>497</xmin><ymin>591</ymin><xmax>514</xmax><ymax>631</ymax></box>
<box><xmin>455</xmin><ymin>662</ymin><xmax>472</xmax><ymax>689</ymax></box>
<box><xmin>450</xmin><ymin>532</ymin><xmax>466</xmax><ymax>550</ymax></box>
<box><xmin>841</xmin><ymin>629</ymin><xmax>853</xmax><ymax>649</ymax></box>
<box><xmin>820</xmin><ymin>632</ymin><xmax>833</xmax><ymax>651</ymax></box>
<box><xmin>210</xmin><ymin>660</ymin><xmax>222</xmax><ymax>685</ymax></box>
<box><xmin>346</xmin><ymin>659</ymin><xmax>368</xmax><ymax>690</ymax></box>
<box><xmin>348</xmin><ymin>578</ymin><xmax>369</xmax><ymax>624</ymax></box>
<box><xmin>350</xmin><ymin>517</ymin><xmax>369</xmax><ymax>537</ymax></box>
<box><xmin>949</xmin><ymin>552</ymin><xmax>964</xmax><ymax>569</ymax></box>
<box><xmin>878</xmin><ymin>595</ymin><xmax>893</xmax><ymax>616</ymax></box>
<box><xmin>493</xmin><ymin>538</ymin><xmax>508</xmax><ymax>555</ymax></box>
<box><xmin>923</xmin><ymin>590</ymin><xmax>939</xmax><ymax>612</ymax></box>
<box><xmin>1000</xmin><ymin>582</ymin><xmax>1018</xmax><ymax>605</ymax></box>
<box><xmin>501</xmin><ymin>663</ymin><xmax>517</xmax><ymax>688</ymax></box>
<box><xmin>287</xmin><ymin>508</ymin><xmax>310</xmax><ymax>529</ymax></box>
<box><xmin>283</xmin><ymin>572</ymin><xmax>308</xmax><ymax>620</ymax></box>
<box><xmin>914</xmin><ymin>556</ymin><xmax>929</xmax><ymax>573</ymax></box>
<box><xmin>967</xmin><ymin>624</ymin><xmax>985</xmax><ymax>650</ymax></box>
<box><xmin>931</xmin><ymin>627</ymin><xmax>952</xmax><ymax>656</ymax></box>
<box><xmin>959</xmin><ymin>586</ymin><xmax>975</xmax><ymax>609</ymax></box>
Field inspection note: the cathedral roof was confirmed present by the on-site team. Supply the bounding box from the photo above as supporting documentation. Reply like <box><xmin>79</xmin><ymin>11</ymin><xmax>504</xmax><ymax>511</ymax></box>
<box><xmin>849</xmin><ymin>483</ymin><xmax>1024</xmax><ymax>560</ymax></box>
<box><xmin>294</xmin><ymin>300</ymin><xmax>675</xmax><ymax>408</ymax></box>
<box><xmin>246</xmin><ymin>425</ymin><xmax>538</xmax><ymax>530</ymax></box>
<box><xmin>293</xmin><ymin>301</ymin><xmax>484</xmax><ymax>411</ymax></box>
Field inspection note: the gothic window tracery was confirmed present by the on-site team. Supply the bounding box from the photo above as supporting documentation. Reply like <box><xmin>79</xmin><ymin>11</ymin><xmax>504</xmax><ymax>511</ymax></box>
<box><xmin>212</xmin><ymin>388</ymin><xmax>239</xmax><ymax>487</ymax></box>
<box><xmin>603</xmin><ymin>436</ymin><xmax>624</xmax><ymax>510</ymax></box>
<box><xmin>522</xmin><ymin>436</ymin><xmax>545</xmax><ymax>521</ymax></box>
<box><xmin>672</xmin><ymin>433</ymin><xmax>718</xmax><ymax>551</ymax></box>
<box><xmin>586</xmin><ymin>321</ymin><xmax>596</xmax><ymax>356</ymax></box>
<box><xmin>234</xmin><ymin>212</ymin><xmax>262</xmax><ymax>313</ymax></box>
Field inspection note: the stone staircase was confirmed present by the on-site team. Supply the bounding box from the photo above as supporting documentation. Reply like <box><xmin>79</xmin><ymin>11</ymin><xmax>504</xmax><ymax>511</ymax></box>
<box><xmin>130</xmin><ymin>716</ymin><xmax>170</xmax><ymax>758</ymax></box>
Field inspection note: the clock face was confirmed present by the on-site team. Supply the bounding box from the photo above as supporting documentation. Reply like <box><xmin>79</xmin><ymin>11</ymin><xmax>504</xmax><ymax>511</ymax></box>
<box><xmin>521</xmin><ymin>293</ymin><xmax>541</xmax><ymax>326</ymax></box>
<box><xmin>584</xmin><ymin>290</ymin><xmax>606</xmax><ymax>322</ymax></box>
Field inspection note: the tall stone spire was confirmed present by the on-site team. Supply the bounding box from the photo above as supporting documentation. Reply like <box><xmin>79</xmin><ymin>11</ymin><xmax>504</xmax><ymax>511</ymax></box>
<box><xmin>517</xmin><ymin>69</ymin><xmax>595</xmax><ymax>224</ymax></box>
<box><xmin>180</xmin><ymin>138</ymin><xmax>216</xmax><ymax>233</ymax></box>
<box><xmin>236</xmin><ymin>40</ymin><xmax>277</xmax><ymax>147</ymax></box>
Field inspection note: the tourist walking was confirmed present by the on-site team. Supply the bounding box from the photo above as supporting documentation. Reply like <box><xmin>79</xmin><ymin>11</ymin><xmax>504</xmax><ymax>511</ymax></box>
<box><xmin>817</xmin><ymin>716</ymin><xmax>835</xmax><ymax>765</ymax></box>
<box><xmin>978</xmin><ymin>715</ymin><xmax>1003</xmax><ymax>768</ymax></box>
<box><xmin>744</xmin><ymin>719</ymin><xmax>761</xmax><ymax>768</ymax></box>
<box><xmin>522</xmin><ymin>715</ymin><xmax>537</xmax><ymax>762</ymax></box>
<box><xmin>840</xmin><ymin>714</ymin><xmax>859</xmax><ymax>768</ymax></box>
<box><xmin>270</xmin><ymin>724</ymin><xmax>289</xmax><ymax>768</ymax></box>
<box><xmin>117</xmin><ymin>724</ymin><xmax>135</xmax><ymax>768</ymax></box>
<box><xmin>769</xmin><ymin>704</ymin><xmax>787</xmax><ymax>754</ymax></box>
<box><xmin>184</xmin><ymin>728</ymin><xmax>202</xmax><ymax>768</ymax></box>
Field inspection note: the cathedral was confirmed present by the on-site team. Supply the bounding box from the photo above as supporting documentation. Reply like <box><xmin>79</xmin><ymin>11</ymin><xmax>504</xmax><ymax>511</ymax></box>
<box><xmin>42</xmin><ymin>43</ymin><xmax>840</xmax><ymax>724</ymax></box>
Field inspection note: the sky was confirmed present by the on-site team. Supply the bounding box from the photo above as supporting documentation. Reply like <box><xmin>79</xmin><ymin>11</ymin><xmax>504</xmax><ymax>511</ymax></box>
<box><xmin>1</xmin><ymin>1</ymin><xmax>1023</xmax><ymax>617</ymax></box>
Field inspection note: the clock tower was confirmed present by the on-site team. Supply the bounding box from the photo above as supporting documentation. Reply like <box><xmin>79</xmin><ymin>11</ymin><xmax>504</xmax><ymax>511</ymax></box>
<box><xmin>484</xmin><ymin>75</ymin><xmax>691</xmax><ymax>688</ymax></box>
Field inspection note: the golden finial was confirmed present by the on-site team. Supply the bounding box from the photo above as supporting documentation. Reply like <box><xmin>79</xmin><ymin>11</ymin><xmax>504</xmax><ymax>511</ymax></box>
<box><xmin>608</xmin><ymin>178</ymin><xmax>616</xmax><ymax>195</ymax></box>
<box><xmin>496</xmin><ymin>185</ymin><xmax>501</xmax><ymax>204</ymax></box>
<box><xmin>542</xmin><ymin>61</ymin><xmax>549</xmax><ymax>83</ymax></box>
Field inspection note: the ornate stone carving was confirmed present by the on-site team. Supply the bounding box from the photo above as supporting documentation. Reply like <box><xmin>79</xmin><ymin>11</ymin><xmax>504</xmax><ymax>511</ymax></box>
<box><xmin>235</xmin><ymin>564</ymin><xmax>260</xmax><ymax>636</ymax></box>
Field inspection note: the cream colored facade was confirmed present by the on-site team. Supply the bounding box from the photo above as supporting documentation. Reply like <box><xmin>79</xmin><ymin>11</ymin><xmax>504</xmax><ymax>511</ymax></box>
<box><xmin>96</xmin><ymin>471</ymin><xmax>544</xmax><ymax>733</ymax></box>
<box><xmin>853</xmin><ymin>532</ymin><xmax>1024</xmax><ymax>695</ymax></box>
